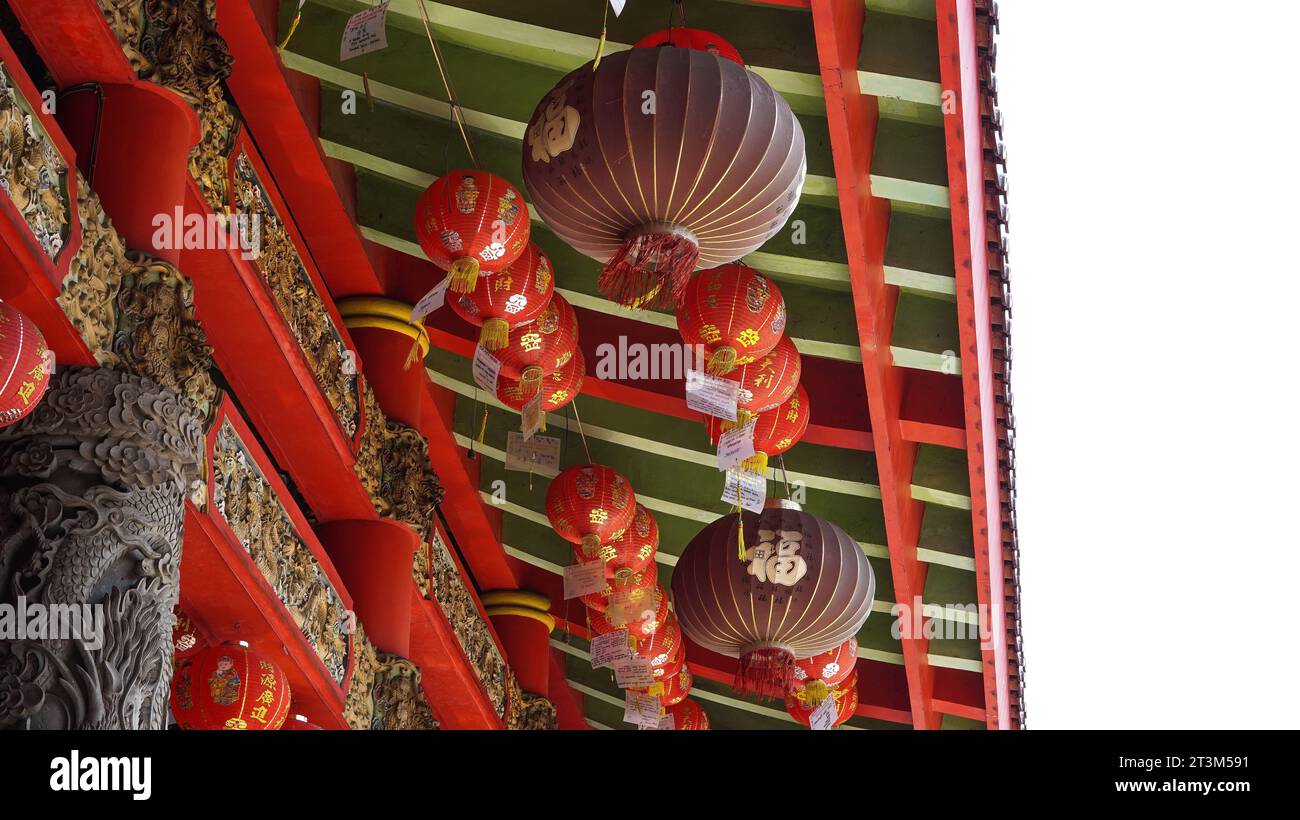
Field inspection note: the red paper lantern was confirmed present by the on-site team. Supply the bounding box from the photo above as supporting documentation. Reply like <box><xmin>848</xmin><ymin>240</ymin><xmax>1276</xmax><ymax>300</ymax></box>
<box><xmin>587</xmin><ymin>502</ymin><xmax>657</xmax><ymax>579</ymax></box>
<box><xmin>670</xmin><ymin>500</ymin><xmax>875</xmax><ymax>699</ymax></box>
<box><xmin>664</xmin><ymin>697</ymin><xmax>709</xmax><ymax>730</ymax></box>
<box><xmin>580</xmin><ymin>568</ymin><xmax>655</xmax><ymax>613</ymax></box>
<box><xmin>677</xmin><ymin>264</ymin><xmax>786</xmax><ymax>375</ymax></box>
<box><xmin>786</xmin><ymin>670</ymin><xmax>858</xmax><ymax>728</ymax></box>
<box><xmin>414</xmin><ymin>169</ymin><xmax>530</xmax><ymax>293</ymax></box>
<box><xmin>707</xmin><ymin>383</ymin><xmax>810</xmax><ymax>474</ymax></box>
<box><xmin>790</xmin><ymin>638</ymin><xmax>857</xmax><ymax>707</ymax></box>
<box><xmin>715</xmin><ymin>333</ymin><xmax>801</xmax><ymax>426</ymax></box>
<box><xmin>634</xmin><ymin>28</ymin><xmax>745</xmax><ymax>67</ymax></box>
<box><xmin>171</xmin><ymin>606</ymin><xmax>204</xmax><ymax>661</ymax></box>
<box><xmin>659</xmin><ymin>662</ymin><xmax>693</xmax><ymax>707</ymax></box>
<box><xmin>0</xmin><ymin>302</ymin><xmax>51</xmax><ymax>428</ymax></box>
<box><xmin>633</xmin><ymin>612</ymin><xmax>683</xmax><ymax>672</ymax></box>
<box><xmin>546</xmin><ymin>464</ymin><xmax>636</xmax><ymax>558</ymax></box>
<box><xmin>492</xmin><ymin>293</ymin><xmax>579</xmax><ymax>396</ymax></box>
<box><xmin>497</xmin><ymin>349</ymin><xmax>584</xmax><ymax>430</ymax></box>
<box><xmin>522</xmin><ymin>40</ymin><xmax>805</xmax><ymax>308</ymax></box>
<box><xmin>171</xmin><ymin>644</ymin><xmax>292</xmax><ymax>730</ymax></box>
<box><xmin>449</xmin><ymin>242</ymin><xmax>555</xmax><ymax>350</ymax></box>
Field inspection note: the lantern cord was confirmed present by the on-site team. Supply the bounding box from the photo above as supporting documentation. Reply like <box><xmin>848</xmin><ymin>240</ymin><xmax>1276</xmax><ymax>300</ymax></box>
<box><xmin>735</xmin><ymin>496</ymin><xmax>746</xmax><ymax>561</ymax></box>
<box><xmin>593</xmin><ymin>0</ymin><xmax>609</xmax><ymax>71</ymax></box>
<box><xmin>571</xmin><ymin>399</ymin><xmax>594</xmax><ymax>463</ymax></box>
<box><xmin>476</xmin><ymin>406</ymin><xmax>489</xmax><ymax>447</ymax></box>
<box><xmin>779</xmin><ymin>455</ymin><xmax>792</xmax><ymax>500</ymax></box>
<box><xmin>278</xmin><ymin>0</ymin><xmax>305</xmax><ymax>50</ymax></box>
<box><xmin>415</xmin><ymin>0</ymin><xmax>480</xmax><ymax>168</ymax></box>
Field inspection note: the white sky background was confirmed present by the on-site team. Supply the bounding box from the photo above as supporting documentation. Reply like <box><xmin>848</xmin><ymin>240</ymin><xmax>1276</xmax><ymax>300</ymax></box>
<box><xmin>1001</xmin><ymin>1</ymin><xmax>1300</xmax><ymax>728</ymax></box>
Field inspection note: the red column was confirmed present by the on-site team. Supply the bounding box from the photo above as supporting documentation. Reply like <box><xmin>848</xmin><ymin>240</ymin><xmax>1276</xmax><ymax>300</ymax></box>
<box><xmin>55</xmin><ymin>82</ymin><xmax>199</xmax><ymax>265</ymax></box>
<box><xmin>336</xmin><ymin>297</ymin><xmax>427</xmax><ymax>428</ymax></box>
<box><xmin>481</xmin><ymin>590</ymin><xmax>554</xmax><ymax>697</ymax></box>
<box><xmin>315</xmin><ymin>518</ymin><xmax>419</xmax><ymax>657</ymax></box>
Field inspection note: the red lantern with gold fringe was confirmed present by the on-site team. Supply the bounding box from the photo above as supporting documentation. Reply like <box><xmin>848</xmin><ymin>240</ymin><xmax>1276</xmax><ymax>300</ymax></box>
<box><xmin>449</xmin><ymin>242</ymin><xmax>554</xmax><ymax>351</ymax></box>
<box><xmin>715</xmin><ymin>333</ymin><xmax>801</xmax><ymax>427</ymax></box>
<box><xmin>521</xmin><ymin>34</ymin><xmax>805</xmax><ymax>309</ymax></box>
<box><xmin>0</xmin><ymin>302</ymin><xmax>51</xmax><ymax>428</ymax></box>
<box><xmin>170</xmin><ymin>644</ymin><xmax>292</xmax><ymax>731</ymax></box>
<box><xmin>677</xmin><ymin>264</ymin><xmax>786</xmax><ymax>376</ymax></box>
<box><xmin>786</xmin><ymin>670</ymin><xmax>859</xmax><ymax>728</ymax></box>
<box><xmin>706</xmin><ymin>383</ymin><xmax>810</xmax><ymax>474</ymax></box>
<box><xmin>587</xmin><ymin>502</ymin><xmax>657</xmax><ymax>579</ymax></box>
<box><xmin>789</xmin><ymin>637</ymin><xmax>857</xmax><ymax>707</ymax></box>
<box><xmin>497</xmin><ymin>349</ymin><xmax>584</xmax><ymax>431</ymax></box>
<box><xmin>664</xmin><ymin>697</ymin><xmax>709</xmax><ymax>730</ymax></box>
<box><xmin>546</xmin><ymin>464</ymin><xmax>636</xmax><ymax>559</ymax></box>
<box><xmin>493</xmin><ymin>293</ymin><xmax>579</xmax><ymax>397</ymax></box>
<box><xmin>659</xmin><ymin>662</ymin><xmax>693</xmax><ymax>707</ymax></box>
<box><xmin>414</xmin><ymin>169</ymin><xmax>530</xmax><ymax>294</ymax></box>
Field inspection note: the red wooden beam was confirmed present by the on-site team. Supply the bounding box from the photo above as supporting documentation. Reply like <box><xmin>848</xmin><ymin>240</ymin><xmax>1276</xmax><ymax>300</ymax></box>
<box><xmin>935</xmin><ymin>0</ymin><xmax>1011</xmax><ymax>729</ymax></box>
<box><xmin>810</xmin><ymin>0</ymin><xmax>939</xmax><ymax>728</ymax></box>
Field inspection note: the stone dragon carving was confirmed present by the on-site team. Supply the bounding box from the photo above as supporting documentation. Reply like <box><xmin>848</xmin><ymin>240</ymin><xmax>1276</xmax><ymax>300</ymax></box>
<box><xmin>0</xmin><ymin>62</ymin><xmax>69</xmax><ymax>260</ymax></box>
<box><xmin>0</xmin><ymin>368</ymin><xmax>203</xmax><ymax>729</ymax></box>
<box><xmin>210</xmin><ymin>420</ymin><xmax>351</xmax><ymax>686</ymax></box>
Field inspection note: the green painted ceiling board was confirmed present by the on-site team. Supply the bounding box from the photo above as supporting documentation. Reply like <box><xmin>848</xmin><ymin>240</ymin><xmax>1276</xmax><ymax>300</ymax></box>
<box><xmin>885</xmin><ymin>211</ymin><xmax>956</xmax><ymax>279</ymax></box>
<box><xmin>858</xmin><ymin>10</ymin><xmax>941</xmax><ymax>83</ymax></box>
<box><xmin>940</xmin><ymin>714</ymin><xmax>987</xmax><ymax>730</ymax></box>
<box><xmin>872</xmin><ymin>118</ymin><xmax>950</xmax><ymax>188</ymax></box>
<box><xmin>911</xmin><ymin>443</ymin><xmax>973</xmax><ymax>502</ymax></box>
<box><xmin>922</xmin><ymin>563</ymin><xmax>980</xmax><ymax>610</ymax></box>
<box><xmin>891</xmin><ymin>290</ymin><xmax>959</xmax><ymax>357</ymax></box>
<box><xmin>857</xmin><ymin>608</ymin><xmax>903</xmax><ymax>656</ymax></box>
<box><xmin>926</xmin><ymin>636</ymin><xmax>985</xmax><ymax>664</ymax></box>
<box><xmin>877</xmin><ymin>96</ymin><xmax>943</xmax><ymax>127</ymax></box>
<box><xmin>866</xmin><ymin>0</ymin><xmax>938</xmax><ymax>22</ymax></box>
<box><xmin>917</xmin><ymin>503</ymin><xmax>976</xmax><ymax>564</ymax></box>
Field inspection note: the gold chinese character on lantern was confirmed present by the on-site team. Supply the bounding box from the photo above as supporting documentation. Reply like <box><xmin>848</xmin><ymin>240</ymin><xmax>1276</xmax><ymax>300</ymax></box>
<box><xmin>745</xmin><ymin>529</ymin><xmax>808</xmax><ymax>586</ymax></box>
<box><xmin>16</xmin><ymin>382</ymin><xmax>35</xmax><ymax>405</ymax></box>
<box><xmin>736</xmin><ymin>328</ymin><xmax>761</xmax><ymax>348</ymax></box>
<box><xmin>588</xmin><ymin>508</ymin><xmax>609</xmax><ymax>526</ymax></box>
<box><xmin>520</xmin><ymin>332</ymin><xmax>542</xmax><ymax>352</ymax></box>
<box><xmin>699</xmin><ymin>323</ymin><xmax>722</xmax><ymax>344</ymax></box>
<box><xmin>549</xmin><ymin>389</ymin><xmax>569</xmax><ymax>404</ymax></box>
<box><xmin>493</xmin><ymin>274</ymin><xmax>514</xmax><ymax>292</ymax></box>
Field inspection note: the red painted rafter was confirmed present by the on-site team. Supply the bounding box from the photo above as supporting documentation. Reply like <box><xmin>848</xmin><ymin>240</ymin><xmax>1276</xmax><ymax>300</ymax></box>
<box><xmin>935</xmin><ymin>0</ymin><xmax>1011</xmax><ymax>729</ymax></box>
<box><xmin>810</xmin><ymin>0</ymin><xmax>939</xmax><ymax>729</ymax></box>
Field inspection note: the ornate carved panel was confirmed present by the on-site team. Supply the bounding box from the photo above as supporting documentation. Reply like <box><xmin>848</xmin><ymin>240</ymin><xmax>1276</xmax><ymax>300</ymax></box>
<box><xmin>232</xmin><ymin>151</ymin><xmax>359</xmax><ymax>437</ymax></box>
<box><xmin>98</xmin><ymin>0</ymin><xmax>233</xmax><ymax>106</ymax></box>
<box><xmin>428</xmin><ymin>530</ymin><xmax>509</xmax><ymax>721</ymax></box>
<box><xmin>343</xmin><ymin>624</ymin><xmax>378</xmax><ymax>730</ymax></box>
<box><xmin>210</xmin><ymin>419</ymin><xmax>351</xmax><ymax>685</ymax></box>
<box><xmin>371</xmin><ymin>653</ymin><xmax>438</xmax><ymax>730</ymax></box>
<box><xmin>0</xmin><ymin>62</ymin><xmax>70</xmax><ymax>260</ymax></box>
<box><xmin>0</xmin><ymin>367</ymin><xmax>203</xmax><ymax>729</ymax></box>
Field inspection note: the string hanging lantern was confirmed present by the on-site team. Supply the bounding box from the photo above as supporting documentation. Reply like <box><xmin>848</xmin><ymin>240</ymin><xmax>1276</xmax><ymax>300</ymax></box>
<box><xmin>678</xmin><ymin>264</ymin><xmax>786</xmax><ymax>375</ymax></box>
<box><xmin>492</xmin><ymin>293</ymin><xmax>579</xmax><ymax>397</ymax></box>
<box><xmin>449</xmin><ymin>241</ymin><xmax>554</xmax><ymax>351</ymax></box>
<box><xmin>545</xmin><ymin>464</ymin><xmax>636</xmax><ymax>560</ymax></box>
<box><xmin>414</xmin><ymin>169</ymin><xmax>530</xmax><ymax>294</ymax></box>
<box><xmin>521</xmin><ymin>31</ymin><xmax>805</xmax><ymax>309</ymax></box>
<box><xmin>706</xmin><ymin>383</ymin><xmax>810</xmax><ymax>474</ymax></box>
<box><xmin>670</xmin><ymin>499</ymin><xmax>875</xmax><ymax>699</ymax></box>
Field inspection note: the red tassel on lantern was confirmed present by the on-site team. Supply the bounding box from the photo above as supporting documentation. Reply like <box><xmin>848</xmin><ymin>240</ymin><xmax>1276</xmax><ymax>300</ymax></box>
<box><xmin>678</xmin><ymin>264</ymin><xmax>786</xmax><ymax>376</ymax></box>
<box><xmin>448</xmin><ymin>242</ymin><xmax>555</xmax><ymax>351</ymax></box>
<box><xmin>414</xmin><ymin>169</ymin><xmax>530</xmax><ymax>294</ymax></box>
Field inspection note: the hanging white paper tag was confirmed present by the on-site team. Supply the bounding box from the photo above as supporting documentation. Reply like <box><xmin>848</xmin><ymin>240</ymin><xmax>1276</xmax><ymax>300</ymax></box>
<box><xmin>614</xmin><ymin>658</ymin><xmax>656</xmax><ymax>690</ymax></box>
<box><xmin>609</xmin><ymin>0</ymin><xmax>627</xmax><ymax>17</ymax></box>
<box><xmin>505</xmin><ymin>432</ymin><xmax>561</xmax><ymax>477</ymax></box>
<box><xmin>589</xmin><ymin>629</ymin><xmax>631</xmax><ymax>670</ymax></box>
<box><xmin>640</xmin><ymin>714</ymin><xmax>675</xmax><ymax>731</ymax></box>
<box><xmin>472</xmin><ymin>345</ymin><xmax>501</xmax><ymax>392</ymax></box>
<box><xmin>563</xmin><ymin>560</ymin><xmax>606</xmax><ymax>600</ymax></box>
<box><xmin>605</xmin><ymin>588</ymin><xmax>654</xmax><ymax>628</ymax></box>
<box><xmin>623</xmin><ymin>690</ymin><xmax>661</xmax><ymax>728</ymax></box>
<box><xmin>410</xmin><ymin>278</ymin><xmax>449</xmax><ymax>322</ymax></box>
<box><xmin>340</xmin><ymin>1</ymin><xmax>390</xmax><ymax>61</ymax></box>
<box><xmin>716</xmin><ymin>421</ymin><xmax>756</xmax><ymax>471</ymax></box>
<box><xmin>809</xmin><ymin>695</ymin><xmax>839</xmax><ymax>731</ymax></box>
<box><xmin>722</xmin><ymin>469</ymin><xmax>767</xmax><ymax>514</ymax></box>
<box><xmin>521</xmin><ymin>392</ymin><xmax>543</xmax><ymax>441</ymax></box>
<box><xmin>685</xmin><ymin>368</ymin><xmax>739</xmax><ymax>421</ymax></box>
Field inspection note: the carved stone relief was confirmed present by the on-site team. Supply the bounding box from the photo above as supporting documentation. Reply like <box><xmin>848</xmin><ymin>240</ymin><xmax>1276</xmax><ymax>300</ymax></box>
<box><xmin>0</xmin><ymin>62</ymin><xmax>69</xmax><ymax>260</ymax></box>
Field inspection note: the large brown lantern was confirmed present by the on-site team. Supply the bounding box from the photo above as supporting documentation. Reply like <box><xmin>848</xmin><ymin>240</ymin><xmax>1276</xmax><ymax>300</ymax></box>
<box><xmin>670</xmin><ymin>500</ymin><xmax>875</xmax><ymax>699</ymax></box>
<box><xmin>521</xmin><ymin>35</ymin><xmax>806</xmax><ymax>308</ymax></box>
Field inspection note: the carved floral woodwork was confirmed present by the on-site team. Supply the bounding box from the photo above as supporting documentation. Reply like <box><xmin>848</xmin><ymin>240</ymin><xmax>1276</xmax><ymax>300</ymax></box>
<box><xmin>0</xmin><ymin>367</ymin><xmax>204</xmax><ymax>729</ymax></box>
<box><xmin>0</xmin><ymin>63</ymin><xmax>69</xmax><ymax>260</ymax></box>
<box><xmin>508</xmin><ymin>690</ymin><xmax>560</xmax><ymax>731</ymax></box>
<box><xmin>343</xmin><ymin>624</ymin><xmax>378</xmax><ymax>730</ymax></box>
<box><xmin>233</xmin><ymin>151</ymin><xmax>359</xmax><ymax>437</ymax></box>
<box><xmin>189</xmin><ymin>81</ymin><xmax>239</xmax><ymax>212</ymax></box>
<box><xmin>371</xmin><ymin>653</ymin><xmax>438</xmax><ymax>730</ymax></box>
<box><xmin>210</xmin><ymin>419</ymin><xmax>351</xmax><ymax>686</ymax></box>
<box><xmin>427</xmin><ymin>530</ymin><xmax>509</xmax><ymax>721</ymax></box>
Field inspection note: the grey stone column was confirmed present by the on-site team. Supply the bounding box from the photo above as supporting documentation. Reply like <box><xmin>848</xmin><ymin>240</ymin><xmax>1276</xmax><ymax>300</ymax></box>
<box><xmin>0</xmin><ymin>367</ymin><xmax>203</xmax><ymax>729</ymax></box>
